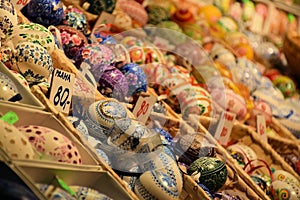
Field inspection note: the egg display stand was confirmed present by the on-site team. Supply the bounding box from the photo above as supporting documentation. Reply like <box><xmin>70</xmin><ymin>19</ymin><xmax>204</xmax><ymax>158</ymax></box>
<box><xmin>12</xmin><ymin>159</ymin><xmax>134</xmax><ymax>200</ymax></box>
<box><xmin>198</xmin><ymin>115</ymin><xmax>300</xmax><ymax>179</ymax></box>
<box><xmin>150</xmin><ymin>113</ymin><xmax>268</xmax><ymax>200</ymax></box>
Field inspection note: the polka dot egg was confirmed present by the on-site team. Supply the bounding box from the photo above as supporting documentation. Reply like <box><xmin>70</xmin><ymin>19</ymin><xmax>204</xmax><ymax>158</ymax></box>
<box><xmin>18</xmin><ymin>125</ymin><xmax>82</xmax><ymax>164</ymax></box>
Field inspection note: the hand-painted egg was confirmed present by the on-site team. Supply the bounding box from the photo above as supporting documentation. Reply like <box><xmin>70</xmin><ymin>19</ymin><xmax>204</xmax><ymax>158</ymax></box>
<box><xmin>171</xmin><ymin>8</ymin><xmax>195</xmax><ymax>25</ymax></box>
<box><xmin>18</xmin><ymin>125</ymin><xmax>82</xmax><ymax>164</ymax></box>
<box><xmin>84</xmin><ymin>100</ymin><xmax>128</xmax><ymax>141</ymax></box>
<box><xmin>271</xmin><ymin>180</ymin><xmax>300</xmax><ymax>200</ymax></box>
<box><xmin>251</xmin><ymin>174</ymin><xmax>272</xmax><ymax>196</ymax></box>
<box><xmin>0</xmin><ymin>120</ymin><xmax>35</xmax><ymax>160</ymax></box>
<box><xmin>69</xmin><ymin>186</ymin><xmax>113</xmax><ymax>200</ymax></box>
<box><xmin>198</xmin><ymin>5</ymin><xmax>222</xmax><ymax>25</ymax></box>
<box><xmin>0</xmin><ymin>71</ymin><xmax>20</xmax><ymax>101</ymax></box>
<box><xmin>86</xmin><ymin>0</ymin><xmax>116</xmax><ymax>15</ymax></box>
<box><xmin>113</xmin><ymin>9</ymin><xmax>133</xmax><ymax>31</ymax></box>
<box><xmin>146</xmin><ymin>4</ymin><xmax>170</xmax><ymax>25</ymax></box>
<box><xmin>10</xmin><ymin>70</ymin><xmax>30</xmax><ymax>90</ymax></box>
<box><xmin>56</xmin><ymin>25</ymin><xmax>88</xmax><ymax>60</ymax></box>
<box><xmin>273</xmin><ymin>75</ymin><xmax>296</xmax><ymax>98</ymax></box>
<box><xmin>119</xmin><ymin>63</ymin><xmax>147</xmax><ymax>96</ymax></box>
<box><xmin>135</xmin><ymin>170</ymin><xmax>181</xmax><ymax>200</ymax></box>
<box><xmin>246</xmin><ymin>99</ymin><xmax>272</xmax><ymax>127</ymax></box>
<box><xmin>117</xmin><ymin>0</ymin><xmax>148</xmax><ymax>26</ymax></box>
<box><xmin>187</xmin><ymin>157</ymin><xmax>227</xmax><ymax>192</ymax></box>
<box><xmin>0</xmin><ymin>0</ymin><xmax>18</xmax><ymax>37</ymax></box>
<box><xmin>26</xmin><ymin>0</ymin><xmax>64</xmax><ymax>27</ymax></box>
<box><xmin>10</xmin><ymin>42</ymin><xmax>53</xmax><ymax>85</ymax></box>
<box><xmin>74</xmin><ymin>43</ymin><xmax>115</xmax><ymax>69</ymax></box>
<box><xmin>62</xmin><ymin>6</ymin><xmax>88</xmax><ymax>35</ymax></box>
<box><xmin>210</xmin><ymin>43</ymin><xmax>236</xmax><ymax>69</ymax></box>
<box><xmin>273</xmin><ymin>170</ymin><xmax>300</xmax><ymax>187</ymax></box>
<box><xmin>5</xmin><ymin>23</ymin><xmax>56</xmax><ymax>54</ymax></box>
<box><xmin>226</xmin><ymin>143</ymin><xmax>257</xmax><ymax>167</ymax></box>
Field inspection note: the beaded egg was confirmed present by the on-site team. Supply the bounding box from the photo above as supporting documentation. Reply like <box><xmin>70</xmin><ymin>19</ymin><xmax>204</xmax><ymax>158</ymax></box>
<box><xmin>119</xmin><ymin>63</ymin><xmax>147</xmax><ymax>96</ymax></box>
<box><xmin>18</xmin><ymin>125</ymin><xmax>82</xmax><ymax>164</ymax></box>
<box><xmin>187</xmin><ymin>157</ymin><xmax>228</xmax><ymax>192</ymax></box>
<box><xmin>0</xmin><ymin>120</ymin><xmax>35</xmax><ymax>160</ymax></box>
<box><xmin>26</xmin><ymin>0</ymin><xmax>64</xmax><ymax>27</ymax></box>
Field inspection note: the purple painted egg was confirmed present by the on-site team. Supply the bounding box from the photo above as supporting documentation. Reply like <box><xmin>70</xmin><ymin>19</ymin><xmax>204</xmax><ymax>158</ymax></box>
<box><xmin>18</xmin><ymin>125</ymin><xmax>82</xmax><ymax>164</ymax></box>
<box><xmin>119</xmin><ymin>63</ymin><xmax>148</xmax><ymax>96</ymax></box>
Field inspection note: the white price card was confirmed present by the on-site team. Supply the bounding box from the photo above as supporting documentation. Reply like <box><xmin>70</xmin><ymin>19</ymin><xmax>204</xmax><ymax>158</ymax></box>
<box><xmin>132</xmin><ymin>94</ymin><xmax>157</xmax><ymax>124</ymax></box>
<box><xmin>11</xmin><ymin>0</ymin><xmax>31</xmax><ymax>10</ymax></box>
<box><xmin>256</xmin><ymin>115</ymin><xmax>268</xmax><ymax>143</ymax></box>
<box><xmin>49</xmin><ymin>69</ymin><xmax>75</xmax><ymax>114</ymax></box>
<box><xmin>214</xmin><ymin>111</ymin><xmax>236</xmax><ymax>146</ymax></box>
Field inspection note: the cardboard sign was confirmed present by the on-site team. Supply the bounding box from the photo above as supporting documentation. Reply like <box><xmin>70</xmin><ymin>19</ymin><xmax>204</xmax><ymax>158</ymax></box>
<box><xmin>132</xmin><ymin>94</ymin><xmax>157</xmax><ymax>124</ymax></box>
<box><xmin>214</xmin><ymin>111</ymin><xmax>236</xmax><ymax>146</ymax></box>
<box><xmin>256</xmin><ymin>115</ymin><xmax>268</xmax><ymax>143</ymax></box>
<box><xmin>49</xmin><ymin>69</ymin><xmax>75</xmax><ymax>114</ymax></box>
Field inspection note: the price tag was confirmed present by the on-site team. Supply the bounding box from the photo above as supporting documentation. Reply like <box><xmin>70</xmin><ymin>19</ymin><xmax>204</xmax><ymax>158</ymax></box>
<box><xmin>256</xmin><ymin>115</ymin><xmax>268</xmax><ymax>143</ymax></box>
<box><xmin>49</xmin><ymin>69</ymin><xmax>75</xmax><ymax>114</ymax></box>
<box><xmin>11</xmin><ymin>0</ymin><xmax>31</xmax><ymax>10</ymax></box>
<box><xmin>132</xmin><ymin>94</ymin><xmax>157</xmax><ymax>124</ymax></box>
<box><xmin>214</xmin><ymin>111</ymin><xmax>236</xmax><ymax>146</ymax></box>
<box><xmin>0</xmin><ymin>111</ymin><xmax>19</xmax><ymax>125</ymax></box>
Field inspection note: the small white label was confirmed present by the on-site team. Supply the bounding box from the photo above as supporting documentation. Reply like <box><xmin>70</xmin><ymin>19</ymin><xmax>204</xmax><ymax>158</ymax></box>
<box><xmin>256</xmin><ymin>115</ymin><xmax>268</xmax><ymax>143</ymax></box>
<box><xmin>214</xmin><ymin>111</ymin><xmax>236</xmax><ymax>146</ymax></box>
<box><xmin>11</xmin><ymin>0</ymin><xmax>31</xmax><ymax>10</ymax></box>
<box><xmin>132</xmin><ymin>94</ymin><xmax>157</xmax><ymax>124</ymax></box>
<box><xmin>49</xmin><ymin>69</ymin><xmax>75</xmax><ymax>114</ymax></box>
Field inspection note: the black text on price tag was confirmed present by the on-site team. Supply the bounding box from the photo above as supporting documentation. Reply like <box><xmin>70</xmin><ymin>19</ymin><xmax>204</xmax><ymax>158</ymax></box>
<box><xmin>132</xmin><ymin>94</ymin><xmax>157</xmax><ymax>124</ymax></box>
<box><xmin>214</xmin><ymin>111</ymin><xmax>236</xmax><ymax>146</ymax></box>
<box><xmin>49</xmin><ymin>69</ymin><xmax>75</xmax><ymax>114</ymax></box>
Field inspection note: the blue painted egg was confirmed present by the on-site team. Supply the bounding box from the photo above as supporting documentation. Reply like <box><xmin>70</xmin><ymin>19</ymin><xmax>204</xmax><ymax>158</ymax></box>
<box><xmin>119</xmin><ymin>63</ymin><xmax>148</xmax><ymax>96</ymax></box>
<box><xmin>26</xmin><ymin>0</ymin><xmax>64</xmax><ymax>27</ymax></box>
<box><xmin>62</xmin><ymin>6</ymin><xmax>88</xmax><ymax>35</ymax></box>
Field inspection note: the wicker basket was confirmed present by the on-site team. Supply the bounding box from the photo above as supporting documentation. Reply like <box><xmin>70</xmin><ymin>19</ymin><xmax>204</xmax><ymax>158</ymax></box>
<box><xmin>283</xmin><ymin>31</ymin><xmax>300</xmax><ymax>80</ymax></box>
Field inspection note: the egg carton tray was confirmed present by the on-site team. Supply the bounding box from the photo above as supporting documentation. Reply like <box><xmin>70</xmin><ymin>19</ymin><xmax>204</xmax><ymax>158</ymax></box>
<box><xmin>149</xmin><ymin>112</ymin><xmax>266</xmax><ymax>200</ymax></box>
<box><xmin>5</xmin><ymin>159</ymin><xmax>134</xmax><ymax>200</ymax></box>
<box><xmin>0</xmin><ymin>62</ymin><xmax>45</xmax><ymax>110</ymax></box>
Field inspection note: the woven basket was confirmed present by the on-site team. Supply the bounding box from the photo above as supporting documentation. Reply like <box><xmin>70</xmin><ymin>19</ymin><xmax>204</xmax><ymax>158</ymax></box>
<box><xmin>197</xmin><ymin>115</ymin><xmax>300</xmax><ymax>179</ymax></box>
<box><xmin>150</xmin><ymin>113</ymin><xmax>268</xmax><ymax>200</ymax></box>
<box><xmin>283</xmin><ymin>31</ymin><xmax>300</xmax><ymax>80</ymax></box>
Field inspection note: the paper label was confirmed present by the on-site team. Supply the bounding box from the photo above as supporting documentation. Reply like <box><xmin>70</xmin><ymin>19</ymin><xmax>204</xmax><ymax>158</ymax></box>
<box><xmin>132</xmin><ymin>94</ymin><xmax>157</xmax><ymax>124</ymax></box>
<box><xmin>11</xmin><ymin>0</ymin><xmax>31</xmax><ymax>10</ymax></box>
<box><xmin>214</xmin><ymin>111</ymin><xmax>236</xmax><ymax>145</ymax></box>
<box><xmin>49</xmin><ymin>69</ymin><xmax>75</xmax><ymax>114</ymax></box>
<box><xmin>256</xmin><ymin>115</ymin><xmax>268</xmax><ymax>143</ymax></box>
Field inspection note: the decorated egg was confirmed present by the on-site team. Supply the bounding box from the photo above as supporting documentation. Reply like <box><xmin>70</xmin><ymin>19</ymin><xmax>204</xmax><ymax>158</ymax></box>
<box><xmin>56</xmin><ymin>25</ymin><xmax>88</xmax><ymax>60</ymax></box>
<box><xmin>108</xmin><ymin>118</ymin><xmax>148</xmax><ymax>151</ymax></box>
<box><xmin>247</xmin><ymin>99</ymin><xmax>272</xmax><ymax>127</ymax></box>
<box><xmin>0</xmin><ymin>71</ymin><xmax>20</xmax><ymax>101</ymax></box>
<box><xmin>26</xmin><ymin>0</ymin><xmax>64</xmax><ymax>27</ymax></box>
<box><xmin>171</xmin><ymin>8</ymin><xmax>195</xmax><ymax>25</ymax></box>
<box><xmin>273</xmin><ymin>75</ymin><xmax>296</xmax><ymax>98</ymax></box>
<box><xmin>210</xmin><ymin>43</ymin><xmax>236</xmax><ymax>69</ymax></box>
<box><xmin>18</xmin><ymin>125</ymin><xmax>82</xmax><ymax>164</ymax></box>
<box><xmin>155</xmin><ymin>21</ymin><xmax>185</xmax><ymax>45</ymax></box>
<box><xmin>216</xmin><ymin>16</ymin><xmax>239</xmax><ymax>33</ymax></box>
<box><xmin>271</xmin><ymin>180</ymin><xmax>300</xmax><ymax>200</ymax></box>
<box><xmin>62</xmin><ymin>6</ymin><xmax>88</xmax><ymax>35</ymax></box>
<box><xmin>198</xmin><ymin>5</ymin><xmax>222</xmax><ymax>24</ymax></box>
<box><xmin>273</xmin><ymin>170</ymin><xmax>300</xmax><ymax>187</ymax></box>
<box><xmin>276</xmin><ymin>109</ymin><xmax>300</xmax><ymax>139</ymax></box>
<box><xmin>135</xmin><ymin>170</ymin><xmax>181</xmax><ymax>200</ymax></box>
<box><xmin>10</xmin><ymin>42</ymin><xmax>53</xmax><ymax>85</ymax></box>
<box><xmin>226</xmin><ymin>143</ymin><xmax>257</xmax><ymax>167</ymax></box>
<box><xmin>113</xmin><ymin>9</ymin><xmax>133</xmax><ymax>31</ymax></box>
<box><xmin>86</xmin><ymin>0</ymin><xmax>116</xmax><ymax>15</ymax></box>
<box><xmin>235</xmin><ymin>42</ymin><xmax>254</xmax><ymax>60</ymax></box>
<box><xmin>146</xmin><ymin>4</ymin><xmax>170</xmax><ymax>25</ymax></box>
<box><xmin>251</xmin><ymin>174</ymin><xmax>272</xmax><ymax>196</ymax></box>
<box><xmin>119</xmin><ymin>63</ymin><xmax>147</xmax><ymax>96</ymax></box>
<box><xmin>263</xmin><ymin>68</ymin><xmax>281</xmax><ymax>82</ymax></box>
<box><xmin>67</xmin><ymin>116</ymin><xmax>89</xmax><ymax>140</ymax></box>
<box><xmin>224</xmin><ymin>31</ymin><xmax>250</xmax><ymax>49</ymax></box>
<box><xmin>0</xmin><ymin>120</ymin><xmax>35</xmax><ymax>160</ymax></box>
<box><xmin>74</xmin><ymin>43</ymin><xmax>115</xmax><ymax>69</ymax></box>
<box><xmin>242</xmin><ymin>0</ymin><xmax>255</xmax><ymax>21</ymax></box>
<box><xmin>117</xmin><ymin>0</ymin><xmax>148</xmax><ymax>26</ymax></box>
<box><xmin>69</xmin><ymin>186</ymin><xmax>113</xmax><ymax>200</ymax></box>
<box><xmin>10</xmin><ymin>70</ymin><xmax>30</xmax><ymax>90</ymax></box>
<box><xmin>0</xmin><ymin>0</ymin><xmax>18</xmax><ymax>37</ymax></box>
<box><xmin>187</xmin><ymin>157</ymin><xmax>228</xmax><ymax>192</ymax></box>
<box><xmin>97</xmin><ymin>65</ymin><xmax>129</xmax><ymax>101</ymax></box>
<box><xmin>84</xmin><ymin>99</ymin><xmax>128</xmax><ymax>141</ymax></box>
<box><xmin>6</xmin><ymin>23</ymin><xmax>56</xmax><ymax>54</ymax></box>
<box><xmin>181</xmin><ymin>22</ymin><xmax>206</xmax><ymax>43</ymax></box>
